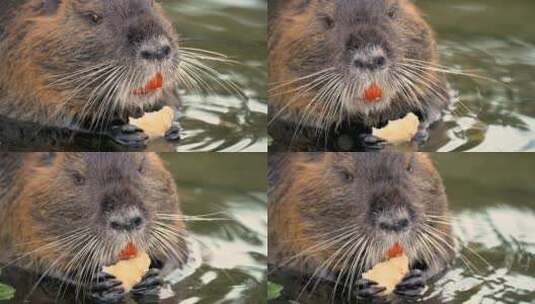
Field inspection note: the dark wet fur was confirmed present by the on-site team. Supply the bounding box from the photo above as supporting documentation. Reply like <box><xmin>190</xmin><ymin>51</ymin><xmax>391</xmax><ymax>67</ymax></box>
<box><xmin>269</xmin><ymin>152</ymin><xmax>455</xmax><ymax>300</ymax></box>
<box><xmin>0</xmin><ymin>0</ymin><xmax>180</xmax><ymax>132</ymax></box>
<box><xmin>268</xmin><ymin>0</ymin><xmax>450</xmax><ymax>151</ymax></box>
<box><xmin>0</xmin><ymin>153</ymin><xmax>188</xmax><ymax>301</ymax></box>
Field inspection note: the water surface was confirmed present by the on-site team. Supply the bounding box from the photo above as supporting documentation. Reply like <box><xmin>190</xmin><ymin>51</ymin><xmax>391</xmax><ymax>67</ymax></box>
<box><xmin>160</xmin><ymin>0</ymin><xmax>267</xmax><ymax>152</ymax></box>
<box><xmin>414</xmin><ymin>0</ymin><xmax>535</xmax><ymax>152</ymax></box>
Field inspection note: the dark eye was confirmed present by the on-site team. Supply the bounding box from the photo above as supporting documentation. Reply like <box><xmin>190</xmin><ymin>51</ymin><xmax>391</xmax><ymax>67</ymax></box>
<box><xmin>86</xmin><ymin>13</ymin><xmax>103</xmax><ymax>25</ymax></box>
<box><xmin>387</xmin><ymin>6</ymin><xmax>398</xmax><ymax>19</ymax></box>
<box><xmin>407</xmin><ymin>159</ymin><xmax>415</xmax><ymax>173</ymax></box>
<box><xmin>72</xmin><ymin>172</ymin><xmax>86</xmax><ymax>185</ymax></box>
<box><xmin>138</xmin><ymin>157</ymin><xmax>147</xmax><ymax>174</ymax></box>
<box><xmin>340</xmin><ymin>170</ymin><xmax>354</xmax><ymax>183</ymax></box>
<box><xmin>320</xmin><ymin>15</ymin><xmax>335</xmax><ymax>29</ymax></box>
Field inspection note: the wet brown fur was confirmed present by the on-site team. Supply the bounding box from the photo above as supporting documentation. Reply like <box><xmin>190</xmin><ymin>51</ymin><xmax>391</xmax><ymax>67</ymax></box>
<box><xmin>0</xmin><ymin>152</ymin><xmax>187</xmax><ymax>284</ymax></box>
<box><xmin>268</xmin><ymin>152</ymin><xmax>454</xmax><ymax>283</ymax></box>
<box><xmin>0</xmin><ymin>0</ymin><xmax>179</xmax><ymax>129</ymax></box>
<box><xmin>269</xmin><ymin>0</ymin><xmax>450</xmax><ymax>146</ymax></box>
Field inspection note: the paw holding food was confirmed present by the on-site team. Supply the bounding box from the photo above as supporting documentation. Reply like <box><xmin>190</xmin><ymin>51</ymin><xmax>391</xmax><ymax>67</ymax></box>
<box><xmin>372</xmin><ymin>113</ymin><xmax>420</xmax><ymax>144</ymax></box>
<box><xmin>362</xmin><ymin>243</ymin><xmax>409</xmax><ymax>295</ymax></box>
<box><xmin>130</xmin><ymin>106</ymin><xmax>175</xmax><ymax>139</ymax></box>
<box><xmin>103</xmin><ymin>243</ymin><xmax>151</xmax><ymax>292</ymax></box>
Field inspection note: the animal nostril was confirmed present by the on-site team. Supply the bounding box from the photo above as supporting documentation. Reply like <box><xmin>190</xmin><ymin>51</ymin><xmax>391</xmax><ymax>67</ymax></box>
<box><xmin>374</xmin><ymin>56</ymin><xmax>386</xmax><ymax>68</ymax></box>
<box><xmin>379</xmin><ymin>218</ymin><xmax>410</xmax><ymax>232</ymax></box>
<box><xmin>141</xmin><ymin>46</ymin><xmax>171</xmax><ymax>61</ymax></box>
<box><xmin>110</xmin><ymin>221</ymin><xmax>123</xmax><ymax>231</ymax></box>
<box><xmin>130</xmin><ymin>216</ymin><xmax>143</xmax><ymax>229</ymax></box>
<box><xmin>110</xmin><ymin>216</ymin><xmax>143</xmax><ymax>231</ymax></box>
<box><xmin>397</xmin><ymin>218</ymin><xmax>409</xmax><ymax>230</ymax></box>
<box><xmin>354</xmin><ymin>59</ymin><xmax>365</xmax><ymax>69</ymax></box>
<box><xmin>141</xmin><ymin>50</ymin><xmax>153</xmax><ymax>60</ymax></box>
<box><xmin>161</xmin><ymin>45</ymin><xmax>171</xmax><ymax>57</ymax></box>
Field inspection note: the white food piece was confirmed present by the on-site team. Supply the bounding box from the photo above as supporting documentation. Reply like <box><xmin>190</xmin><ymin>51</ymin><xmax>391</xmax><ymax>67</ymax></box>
<box><xmin>103</xmin><ymin>252</ymin><xmax>151</xmax><ymax>292</ymax></box>
<box><xmin>130</xmin><ymin>106</ymin><xmax>175</xmax><ymax>139</ymax></box>
<box><xmin>362</xmin><ymin>254</ymin><xmax>409</xmax><ymax>295</ymax></box>
<box><xmin>372</xmin><ymin>113</ymin><xmax>419</xmax><ymax>143</ymax></box>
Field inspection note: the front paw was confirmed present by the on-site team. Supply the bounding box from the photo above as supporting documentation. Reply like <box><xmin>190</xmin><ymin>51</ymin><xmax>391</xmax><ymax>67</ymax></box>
<box><xmin>165</xmin><ymin>121</ymin><xmax>182</xmax><ymax>141</ymax></box>
<box><xmin>90</xmin><ymin>272</ymin><xmax>126</xmax><ymax>304</ymax></box>
<box><xmin>394</xmin><ymin>269</ymin><xmax>426</xmax><ymax>297</ymax></box>
<box><xmin>413</xmin><ymin>124</ymin><xmax>430</xmax><ymax>143</ymax></box>
<box><xmin>355</xmin><ymin>278</ymin><xmax>386</xmax><ymax>299</ymax></box>
<box><xmin>131</xmin><ymin>268</ymin><xmax>163</xmax><ymax>297</ymax></box>
<box><xmin>108</xmin><ymin>124</ymin><xmax>148</xmax><ymax>148</ymax></box>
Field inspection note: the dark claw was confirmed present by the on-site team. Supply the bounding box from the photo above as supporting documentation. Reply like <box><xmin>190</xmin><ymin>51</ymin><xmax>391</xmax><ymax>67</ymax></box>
<box><xmin>394</xmin><ymin>269</ymin><xmax>426</xmax><ymax>297</ymax></box>
<box><xmin>144</xmin><ymin>100</ymin><xmax>166</xmax><ymax>113</ymax></box>
<box><xmin>108</xmin><ymin>123</ymin><xmax>148</xmax><ymax>148</ymax></box>
<box><xmin>164</xmin><ymin>123</ymin><xmax>182</xmax><ymax>142</ymax></box>
<box><xmin>90</xmin><ymin>272</ymin><xmax>126</xmax><ymax>304</ymax></box>
<box><xmin>413</xmin><ymin>127</ymin><xmax>429</xmax><ymax>143</ymax></box>
<box><xmin>129</xmin><ymin>107</ymin><xmax>145</xmax><ymax>119</ymax></box>
<box><xmin>131</xmin><ymin>268</ymin><xmax>163</xmax><ymax>296</ymax></box>
<box><xmin>359</xmin><ymin>134</ymin><xmax>386</xmax><ymax>151</ymax></box>
<box><xmin>355</xmin><ymin>278</ymin><xmax>386</xmax><ymax>298</ymax></box>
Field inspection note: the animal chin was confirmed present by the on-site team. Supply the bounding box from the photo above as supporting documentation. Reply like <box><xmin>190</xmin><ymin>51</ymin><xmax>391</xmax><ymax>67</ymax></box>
<box><xmin>132</xmin><ymin>72</ymin><xmax>164</xmax><ymax>97</ymax></box>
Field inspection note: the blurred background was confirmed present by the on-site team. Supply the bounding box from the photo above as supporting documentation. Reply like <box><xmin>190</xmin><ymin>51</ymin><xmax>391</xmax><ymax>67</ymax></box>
<box><xmin>160</xmin><ymin>153</ymin><xmax>267</xmax><ymax>303</ymax></box>
<box><xmin>414</xmin><ymin>0</ymin><xmax>535</xmax><ymax>152</ymax></box>
<box><xmin>157</xmin><ymin>0</ymin><xmax>267</xmax><ymax>152</ymax></box>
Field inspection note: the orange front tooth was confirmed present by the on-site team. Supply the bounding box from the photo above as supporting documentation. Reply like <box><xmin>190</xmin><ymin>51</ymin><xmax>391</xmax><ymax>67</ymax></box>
<box><xmin>146</xmin><ymin>73</ymin><xmax>163</xmax><ymax>90</ymax></box>
<box><xmin>133</xmin><ymin>73</ymin><xmax>164</xmax><ymax>96</ymax></box>
<box><xmin>363</xmin><ymin>83</ymin><xmax>383</xmax><ymax>103</ymax></box>
<box><xmin>119</xmin><ymin>242</ymin><xmax>138</xmax><ymax>260</ymax></box>
<box><xmin>387</xmin><ymin>243</ymin><xmax>404</xmax><ymax>258</ymax></box>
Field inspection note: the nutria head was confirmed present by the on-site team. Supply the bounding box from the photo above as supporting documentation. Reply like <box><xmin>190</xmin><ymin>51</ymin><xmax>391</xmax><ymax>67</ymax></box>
<box><xmin>269</xmin><ymin>152</ymin><xmax>454</xmax><ymax>276</ymax></box>
<box><xmin>269</xmin><ymin>0</ymin><xmax>442</xmax><ymax>128</ymax></box>
<box><xmin>5</xmin><ymin>153</ymin><xmax>187</xmax><ymax>285</ymax></box>
<box><xmin>1</xmin><ymin>0</ymin><xmax>181</xmax><ymax>128</ymax></box>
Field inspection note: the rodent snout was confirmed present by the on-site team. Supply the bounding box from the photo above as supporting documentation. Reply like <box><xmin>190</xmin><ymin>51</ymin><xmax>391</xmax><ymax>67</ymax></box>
<box><xmin>139</xmin><ymin>37</ymin><xmax>172</xmax><ymax>61</ymax></box>
<box><xmin>377</xmin><ymin>215</ymin><xmax>410</xmax><ymax>233</ymax></box>
<box><xmin>351</xmin><ymin>47</ymin><xmax>387</xmax><ymax>71</ymax></box>
<box><xmin>101</xmin><ymin>190</ymin><xmax>147</xmax><ymax>233</ymax></box>
<box><xmin>370</xmin><ymin>190</ymin><xmax>414</xmax><ymax>233</ymax></box>
<box><xmin>108</xmin><ymin>208</ymin><xmax>145</xmax><ymax>232</ymax></box>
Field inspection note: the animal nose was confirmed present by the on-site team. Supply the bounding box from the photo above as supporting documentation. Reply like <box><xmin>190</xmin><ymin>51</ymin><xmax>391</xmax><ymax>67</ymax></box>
<box><xmin>140</xmin><ymin>45</ymin><xmax>171</xmax><ymax>61</ymax></box>
<box><xmin>351</xmin><ymin>46</ymin><xmax>387</xmax><ymax>71</ymax></box>
<box><xmin>378</xmin><ymin>217</ymin><xmax>410</xmax><ymax>232</ymax></box>
<box><xmin>353</xmin><ymin>55</ymin><xmax>387</xmax><ymax>70</ymax></box>
<box><xmin>110</xmin><ymin>215</ymin><xmax>144</xmax><ymax>232</ymax></box>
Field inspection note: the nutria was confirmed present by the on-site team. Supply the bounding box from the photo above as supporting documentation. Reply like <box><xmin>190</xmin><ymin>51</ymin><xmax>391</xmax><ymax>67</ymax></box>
<box><xmin>0</xmin><ymin>0</ymin><xmax>221</xmax><ymax>147</ymax></box>
<box><xmin>268</xmin><ymin>152</ymin><xmax>455</xmax><ymax>300</ymax></box>
<box><xmin>0</xmin><ymin>152</ymin><xmax>189</xmax><ymax>303</ymax></box>
<box><xmin>268</xmin><ymin>0</ymin><xmax>451</xmax><ymax>151</ymax></box>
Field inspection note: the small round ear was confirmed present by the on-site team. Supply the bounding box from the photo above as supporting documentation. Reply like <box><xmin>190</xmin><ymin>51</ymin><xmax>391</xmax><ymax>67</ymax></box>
<box><xmin>42</xmin><ymin>0</ymin><xmax>61</xmax><ymax>15</ymax></box>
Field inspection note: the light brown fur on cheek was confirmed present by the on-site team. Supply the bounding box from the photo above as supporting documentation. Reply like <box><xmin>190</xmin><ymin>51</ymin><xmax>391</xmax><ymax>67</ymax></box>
<box><xmin>8</xmin><ymin>163</ymin><xmax>67</xmax><ymax>269</ymax></box>
<box><xmin>270</xmin><ymin>156</ymin><xmax>339</xmax><ymax>269</ymax></box>
<box><xmin>1</xmin><ymin>3</ymin><xmax>83</xmax><ymax>122</ymax></box>
<box><xmin>268</xmin><ymin>6</ymin><xmax>326</xmax><ymax>120</ymax></box>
